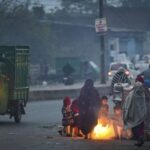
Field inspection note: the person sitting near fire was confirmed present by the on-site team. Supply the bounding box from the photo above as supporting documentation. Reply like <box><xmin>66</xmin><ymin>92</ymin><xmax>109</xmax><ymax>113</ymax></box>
<box><xmin>71</xmin><ymin>98</ymin><xmax>82</xmax><ymax>137</ymax></box>
<box><xmin>58</xmin><ymin>96</ymin><xmax>74</xmax><ymax>136</ymax></box>
<box><xmin>78</xmin><ymin>79</ymin><xmax>100</xmax><ymax>139</ymax></box>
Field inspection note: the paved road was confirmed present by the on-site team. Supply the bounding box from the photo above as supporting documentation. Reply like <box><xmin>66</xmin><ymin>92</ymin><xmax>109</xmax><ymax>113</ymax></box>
<box><xmin>0</xmin><ymin>100</ymin><xmax>150</xmax><ymax>150</ymax></box>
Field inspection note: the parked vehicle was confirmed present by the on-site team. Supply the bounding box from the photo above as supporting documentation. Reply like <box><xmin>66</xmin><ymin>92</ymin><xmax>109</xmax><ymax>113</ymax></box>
<box><xmin>142</xmin><ymin>54</ymin><xmax>150</xmax><ymax>63</ymax></box>
<box><xmin>135</xmin><ymin>60</ymin><xmax>149</xmax><ymax>73</ymax></box>
<box><xmin>0</xmin><ymin>46</ymin><xmax>29</xmax><ymax>123</ymax></box>
<box><xmin>63</xmin><ymin>75</ymin><xmax>74</xmax><ymax>85</ymax></box>
<box><xmin>108</xmin><ymin>61</ymin><xmax>139</xmax><ymax>84</ymax></box>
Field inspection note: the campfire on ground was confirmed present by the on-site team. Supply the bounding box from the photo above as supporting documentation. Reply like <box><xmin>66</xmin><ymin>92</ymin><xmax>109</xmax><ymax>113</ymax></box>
<box><xmin>91</xmin><ymin>107</ymin><xmax>132</xmax><ymax>140</ymax></box>
<box><xmin>91</xmin><ymin>118</ymin><xmax>116</xmax><ymax>140</ymax></box>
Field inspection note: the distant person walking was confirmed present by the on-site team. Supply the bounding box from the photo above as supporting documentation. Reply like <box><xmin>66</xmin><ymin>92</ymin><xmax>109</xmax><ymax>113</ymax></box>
<box><xmin>123</xmin><ymin>77</ymin><xmax>147</xmax><ymax>147</ymax></box>
<box><xmin>62</xmin><ymin>63</ymin><xmax>75</xmax><ymax>77</ymax></box>
<box><xmin>78</xmin><ymin>79</ymin><xmax>100</xmax><ymax>139</ymax></box>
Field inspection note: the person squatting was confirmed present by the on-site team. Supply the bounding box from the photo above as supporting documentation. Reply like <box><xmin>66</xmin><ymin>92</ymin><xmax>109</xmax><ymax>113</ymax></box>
<box><xmin>58</xmin><ymin>96</ymin><xmax>82</xmax><ymax>137</ymax></box>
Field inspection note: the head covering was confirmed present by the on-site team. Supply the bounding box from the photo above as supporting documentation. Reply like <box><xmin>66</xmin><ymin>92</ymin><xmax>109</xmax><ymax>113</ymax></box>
<box><xmin>63</xmin><ymin>96</ymin><xmax>71</xmax><ymax>107</ymax></box>
<box><xmin>135</xmin><ymin>75</ymin><xmax>144</xmax><ymax>84</ymax></box>
<box><xmin>71</xmin><ymin>99</ymin><xmax>79</xmax><ymax>113</ymax></box>
<box><xmin>118</xmin><ymin>67</ymin><xmax>125</xmax><ymax>73</ymax></box>
<box><xmin>84</xmin><ymin>79</ymin><xmax>94</xmax><ymax>89</ymax></box>
<box><xmin>101</xmin><ymin>96</ymin><xmax>108</xmax><ymax>100</ymax></box>
<box><xmin>134</xmin><ymin>81</ymin><xmax>143</xmax><ymax>87</ymax></box>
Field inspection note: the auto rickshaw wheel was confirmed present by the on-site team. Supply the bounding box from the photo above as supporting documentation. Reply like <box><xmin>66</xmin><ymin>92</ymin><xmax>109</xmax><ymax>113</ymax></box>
<box><xmin>14</xmin><ymin>105</ymin><xmax>22</xmax><ymax>123</ymax></box>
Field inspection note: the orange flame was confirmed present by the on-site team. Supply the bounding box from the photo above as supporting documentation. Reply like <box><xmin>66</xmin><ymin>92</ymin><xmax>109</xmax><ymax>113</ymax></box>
<box><xmin>91</xmin><ymin>119</ymin><xmax>115</xmax><ymax>140</ymax></box>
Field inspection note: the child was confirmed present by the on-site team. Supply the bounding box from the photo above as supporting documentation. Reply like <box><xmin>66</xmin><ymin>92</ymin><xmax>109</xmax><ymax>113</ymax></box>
<box><xmin>112</xmin><ymin>105</ymin><xmax>123</xmax><ymax>139</ymax></box>
<box><xmin>58</xmin><ymin>96</ymin><xmax>74</xmax><ymax>136</ymax></box>
<box><xmin>71</xmin><ymin>98</ymin><xmax>82</xmax><ymax>137</ymax></box>
<box><xmin>99</xmin><ymin>96</ymin><xmax>109</xmax><ymax>126</ymax></box>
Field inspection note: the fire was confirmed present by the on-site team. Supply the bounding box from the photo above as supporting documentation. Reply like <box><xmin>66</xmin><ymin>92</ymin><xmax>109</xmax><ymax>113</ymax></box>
<box><xmin>91</xmin><ymin>119</ymin><xmax>115</xmax><ymax>140</ymax></box>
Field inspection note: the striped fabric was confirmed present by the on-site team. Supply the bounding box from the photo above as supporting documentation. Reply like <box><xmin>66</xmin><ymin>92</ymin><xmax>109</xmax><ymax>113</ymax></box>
<box><xmin>111</xmin><ymin>72</ymin><xmax>131</xmax><ymax>92</ymax></box>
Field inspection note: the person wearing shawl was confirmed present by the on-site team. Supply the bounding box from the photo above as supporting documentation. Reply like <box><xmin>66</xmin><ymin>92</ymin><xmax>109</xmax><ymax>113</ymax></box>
<box><xmin>123</xmin><ymin>77</ymin><xmax>147</xmax><ymax>147</ymax></box>
<box><xmin>71</xmin><ymin>98</ymin><xmax>82</xmax><ymax>137</ymax></box>
<box><xmin>78</xmin><ymin>79</ymin><xmax>100</xmax><ymax>139</ymax></box>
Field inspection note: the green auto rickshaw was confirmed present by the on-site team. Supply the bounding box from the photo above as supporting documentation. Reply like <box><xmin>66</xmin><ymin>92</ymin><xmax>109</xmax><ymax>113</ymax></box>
<box><xmin>0</xmin><ymin>46</ymin><xmax>29</xmax><ymax>123</ymax></box>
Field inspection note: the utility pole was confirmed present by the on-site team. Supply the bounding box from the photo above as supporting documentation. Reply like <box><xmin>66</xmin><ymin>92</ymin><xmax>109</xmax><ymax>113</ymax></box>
<box><xmin>99</xmin><ymin>0</ymin><xmax>106</xmax><ymax>84</ymax></box>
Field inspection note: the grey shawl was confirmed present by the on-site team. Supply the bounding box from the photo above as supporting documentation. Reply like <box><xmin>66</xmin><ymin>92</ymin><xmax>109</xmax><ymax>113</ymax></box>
<box><xmin>123</xmin><ymin>82</ymin><xmax>147</xmax><ymax>129</ymax></box>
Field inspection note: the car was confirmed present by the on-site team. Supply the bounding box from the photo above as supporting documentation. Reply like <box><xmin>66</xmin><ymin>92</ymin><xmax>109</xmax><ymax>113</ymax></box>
<box><xmin>107</xmin><ymin>61</ymin><xmax>140</xmax><ymax>84</ymax></box>
<box><xmin>135</xmin><ymin>60</ymin><xmax>149</xmax><ymax>73</ymax></box>
<box><xmin>142</xmin><ymin>54</ymin><xmax>150</xmax><ymax>63</ymax></box>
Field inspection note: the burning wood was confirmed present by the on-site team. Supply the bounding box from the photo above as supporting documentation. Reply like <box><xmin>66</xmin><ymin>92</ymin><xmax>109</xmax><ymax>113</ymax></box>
<box><xmin>91</xmin><ymin>119</ymin><xmax>115</xmax><ymax>140</ymax></box>
<box><xmin>91</xmin><ymin>105</ymin><xmax>132</xmax><ymax>140</ymax></box>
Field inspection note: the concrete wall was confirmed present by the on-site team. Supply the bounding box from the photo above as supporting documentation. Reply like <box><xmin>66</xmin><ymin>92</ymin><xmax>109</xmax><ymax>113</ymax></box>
<box><xmin>29</xmin><ymin>85</ymin><xmax>110</xmax><ymax>101</ymax></box>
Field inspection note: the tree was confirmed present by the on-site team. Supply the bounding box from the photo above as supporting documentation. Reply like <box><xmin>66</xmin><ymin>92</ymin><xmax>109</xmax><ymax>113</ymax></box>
<box><xmin>60</xmin><ymin>0</ymin><xmax>98</xmax><ymax>15</ymax></box>
<box><xmin>32</xmin><ymin>5</ymin><xmax>45</xmax><ymax>19</ymax></box>
<box><xmin>0</xmin><ymin>0</ymin><xmax>56</xmax><ymax>64</ymax></box>
<box><xmin>60</xmin><ymin>0</ymin><xmax>150</xmax><ymax>13</ymax></box>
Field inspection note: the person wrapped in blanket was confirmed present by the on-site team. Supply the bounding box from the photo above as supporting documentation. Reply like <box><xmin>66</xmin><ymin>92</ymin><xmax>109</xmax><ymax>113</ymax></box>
<box><xmin>71</xmin><ymin>98</ymin><xmax>82</xmax><ymax>137</ymax></box>
<box><xmin>123</xmin><ymin>77</ymin><xmax>147</xmax><ymax>147</ymax></box>
<box><xmin>58</xmin><ymin>96</ymin><xmax>74</xmax><ymax>136</ymax></box>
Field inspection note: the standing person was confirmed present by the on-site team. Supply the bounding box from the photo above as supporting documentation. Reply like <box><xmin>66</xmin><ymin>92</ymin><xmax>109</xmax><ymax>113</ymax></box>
<box><xmin>111</xmin><ymin>67</ymin><xmax>131</xmax><ymax>93</ymax></box>
<box><xmin>62</xmin><ymin>63</ymin><xmax>75</xmax><ymax>85</ymax></box>
<box><xmin>78</xmin><ymin>79</ymin><xmax>100</xmax><ymax>139</ymax></box>
<box><xmin>136</xmin><ymin>75</ymin><xmax>150</xmax><ymax>130</ymax></box>
<box><xmin>143</xmin><ymin>85</ymin><xmax>150</xmax><ymax>130</ymax></box>
<box><xmin>123</xmin><ymin>78</ymin><xmax>147</xmax><ymax>147</ymax></box>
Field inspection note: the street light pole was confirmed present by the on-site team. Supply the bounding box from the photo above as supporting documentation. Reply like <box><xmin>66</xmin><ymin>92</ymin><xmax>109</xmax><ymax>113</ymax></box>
<box><xmin>99</xmin><ymin>0</ymin><xmax>106</xmax><ymax>84</ymax></box>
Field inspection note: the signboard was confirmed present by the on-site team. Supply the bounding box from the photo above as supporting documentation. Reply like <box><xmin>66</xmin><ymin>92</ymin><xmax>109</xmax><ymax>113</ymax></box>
<box><xmin>95</xmin><ymin>18</ymin><xmax>107</xmax><ymax>33</ymax></box>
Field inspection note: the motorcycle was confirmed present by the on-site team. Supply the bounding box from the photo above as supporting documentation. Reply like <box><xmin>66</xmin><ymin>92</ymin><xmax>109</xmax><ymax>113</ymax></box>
<box><xmin>63</xmin><ymin>75</ymin><xmax>74</xmax><ymax>85</ymax></box>
<box><xmin>112</xmin><ymin>83</ymin><xmax>130</xmax><ymax>107</ymax></box>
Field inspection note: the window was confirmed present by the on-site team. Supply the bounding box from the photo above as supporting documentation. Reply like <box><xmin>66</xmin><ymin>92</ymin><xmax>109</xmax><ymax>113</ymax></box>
<box><xmin>110</xmin><ymin>63</ymin><xmax>127</xmax><ymax>70</ymax></box>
